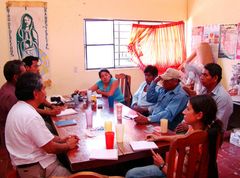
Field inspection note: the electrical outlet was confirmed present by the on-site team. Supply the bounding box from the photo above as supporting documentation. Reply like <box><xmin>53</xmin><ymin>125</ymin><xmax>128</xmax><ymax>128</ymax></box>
<box><xmin>74</xmin><ymin>66</ymin><xmax>78</xmax><ymax>73</ymax></box>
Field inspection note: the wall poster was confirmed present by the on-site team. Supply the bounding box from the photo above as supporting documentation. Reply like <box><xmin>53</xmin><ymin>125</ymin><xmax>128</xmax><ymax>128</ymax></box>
<box><xmin>219</xmin><ymin>24</ymin><xmax>238</xmax><ymax>59</ymax></box>
<box><xmin>191</xmin><ymin>26</ymin><xmax>204</xmax><ymax>52</ymax></box>
<box><xmin>236</xmin><ymin>23</ymin><xmax>240</xmax><ymax>60</ymax></box>
<box><xmin>6</xmin><ymin>1</ymin><xmax>51</xmax><ymax>87</ymax></box>
<box><xmin>203</xmin><ymin>24</ymin><xmax>220</xmax><ymax>62</ymax></box>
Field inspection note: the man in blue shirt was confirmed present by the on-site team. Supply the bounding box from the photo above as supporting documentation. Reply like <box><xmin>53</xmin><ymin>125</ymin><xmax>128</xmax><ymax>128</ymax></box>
<box><xmin>134</xmin><ymin>68</ymin><xmax>189</xmax><ymax>130</ymax></box>
<box><xmin>131</xmin><ymin>65</ymin><xmax>159</xmax><ymax>116</ymax></box>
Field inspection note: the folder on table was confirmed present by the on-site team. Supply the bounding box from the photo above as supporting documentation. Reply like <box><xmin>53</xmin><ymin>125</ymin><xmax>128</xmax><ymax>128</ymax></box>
<box><xmin>55</xmin><ymin>119</ymin><xmax>77</xmax><ymax>127</ymax></box>
<box><xmin>130</xmin><ymin>141</ymin><xmax>158</xmax><ymax>151</ymax></box>
<box><xmin>89</xmin><ymin>149</ymin><xmax>118</xmax><ymax>160</ymax></box>
<box><xmin>56</xmin><ymin>108</ymin><xmax>78</xmax><ymax>117</ymax></box>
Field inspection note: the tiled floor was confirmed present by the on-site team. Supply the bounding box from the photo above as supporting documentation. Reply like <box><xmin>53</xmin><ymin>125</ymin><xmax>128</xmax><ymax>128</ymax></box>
<box><xmin>218</xmin><ymin>141</ymin><xmax>240</xmax><ymax>178</ymax></box>
<box><xmin>1</xmin><ymin>141</ymin><xmax>240</xmax><ymax>178</ymax></box>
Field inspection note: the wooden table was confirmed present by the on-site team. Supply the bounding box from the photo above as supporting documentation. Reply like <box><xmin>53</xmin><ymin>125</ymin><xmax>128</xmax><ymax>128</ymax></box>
<box><xmin>51</xmin><ymin>97</ymin><xmax>170</xmax><ymax>172</ymax></box>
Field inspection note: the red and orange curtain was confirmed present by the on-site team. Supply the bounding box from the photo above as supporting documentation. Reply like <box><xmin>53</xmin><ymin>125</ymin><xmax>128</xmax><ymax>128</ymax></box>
<box><xmin>128</xmin><ymin>21</ymin><xmax>186</xmax><ymax>74</ymax></box>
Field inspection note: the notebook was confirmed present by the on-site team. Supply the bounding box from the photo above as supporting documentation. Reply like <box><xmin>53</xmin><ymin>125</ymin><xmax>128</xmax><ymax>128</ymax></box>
<box><xmin>55</xmin><ymin>119</ymin><xmax>77</xmax><ymax>127</ymax></box>
<box><xmin>56</xmin><ymin>108</ymin><xmax>78</xmax><ymax>117</ymax></box>
<box><xmin>89</xmin><ymin>149</ymin><xmax>118</xmax><ymax>160</ymax></box>
<box><xmin>130</xmin><ymin>141</ymin><xmax>158</xmax><ymax>151</ymax></box>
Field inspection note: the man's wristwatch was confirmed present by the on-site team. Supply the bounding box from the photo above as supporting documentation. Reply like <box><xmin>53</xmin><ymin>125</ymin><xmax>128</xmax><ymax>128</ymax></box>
<box><xmin>159</xmin><ymin>163</ymin><xmax>165</xmax><ymax>170</ymax></box>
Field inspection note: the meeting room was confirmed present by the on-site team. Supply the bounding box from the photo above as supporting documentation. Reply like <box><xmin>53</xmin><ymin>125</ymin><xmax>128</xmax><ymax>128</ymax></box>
<box><xmin>0</xmin><ymin>0</ymin><xmax>240</xmax><ymax>178</ymax></box>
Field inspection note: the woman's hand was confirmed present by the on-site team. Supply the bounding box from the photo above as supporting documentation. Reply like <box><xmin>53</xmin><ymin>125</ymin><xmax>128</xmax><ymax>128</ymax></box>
<box><xmin>175</xmin><ymin>122</ymin><xmax>189</xmax><ymax>134</ymax></box>
<box><xmin>96</xmin><ymin>89</ymin><xmax>102</xmax><ymax>94</ymax></box>
<box><xmin>74</xmin><ymin>90</ymin><xmax>87</xmax><ymax>96</ymax></box>
<box><xmin>146</xmin><ymin>134</ymin><xmax>159</xmax><ymax>141</ymax></box>
<box><xmin>151</xmin><ymin>149</ymin><xmax>165</xmax><ymax>167</ymax></box>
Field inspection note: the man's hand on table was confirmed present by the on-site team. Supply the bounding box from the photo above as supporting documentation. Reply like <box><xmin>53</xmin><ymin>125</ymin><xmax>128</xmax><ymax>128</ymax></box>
<box><xmin>47</xmin><ymin>107</ymin><xmax>64</xmax><ymax>116</ymax></box>
<box><xmin>134</xmin><ymin>113</ymin><xmax>150</xmax><ymax>125</ymax></box>
<box><xmin>66</xmin><ymin>135</ymin><xmax>79</xmax><ymax>150</ymax></box>
<box><xmin>132</xmin><ymin>104</ymin><xmax>149</xmax><ymax>116</ymax></box>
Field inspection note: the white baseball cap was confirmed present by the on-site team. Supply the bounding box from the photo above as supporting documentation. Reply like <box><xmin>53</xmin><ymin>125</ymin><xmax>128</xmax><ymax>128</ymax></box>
<box><xmin>160</xmin><ymin>68</ymin><xmax>182</xmax><ymax>80</ymax></box>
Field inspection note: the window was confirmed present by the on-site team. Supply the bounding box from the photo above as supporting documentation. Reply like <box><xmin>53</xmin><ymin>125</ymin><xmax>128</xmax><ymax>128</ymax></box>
<box><xmin>84</xmin><ymin>19</ymin><xmax>165</xmax><ymax>70</ymax></box>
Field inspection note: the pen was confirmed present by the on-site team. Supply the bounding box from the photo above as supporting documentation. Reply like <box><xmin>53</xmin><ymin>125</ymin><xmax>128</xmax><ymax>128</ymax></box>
<box><xmin>118</xmin><ymin>144</ymin><xmax>125</xmax><ymax>155</ymax></box>
<box><xmin>151</xmin><ymin>149</ymin><xmax>159</xmax><ymax>157</ymax></box>
<box><xmin>123</xmin><ymin>115</ymin><xmax>133</xmax><ymax>120</ymax></box>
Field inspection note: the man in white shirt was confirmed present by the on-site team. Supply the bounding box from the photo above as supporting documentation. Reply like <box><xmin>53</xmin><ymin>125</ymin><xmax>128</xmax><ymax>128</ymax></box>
<box><xmin>5</xmin><ymin>72</ymin><xmax>79</xmax><ymax>178</ymax></box>
<box><xmin>131</xmin><ymin>65</ymin><xmax>159</xmax><ymax>116</ymax></box>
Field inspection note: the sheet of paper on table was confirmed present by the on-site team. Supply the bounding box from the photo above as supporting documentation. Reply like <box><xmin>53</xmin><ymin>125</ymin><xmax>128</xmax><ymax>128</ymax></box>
<box><xmin>130</xmin><ymin>141</ymin><xmax>158</xmax><ymax>151</ymax></box>
<box><xmin>89</xmin><ymin>149</ymin><xmax>118</xmax><ymax>160</ymax></box>
<box><xmin>56</xmin><ymin>108</ymin><xmax>78</xmax><ymax>117</ymax></box>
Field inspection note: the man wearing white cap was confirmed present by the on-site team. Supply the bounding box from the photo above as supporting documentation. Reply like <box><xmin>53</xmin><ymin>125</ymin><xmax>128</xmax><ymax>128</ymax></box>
<box><xmin>134</xmin><ymin>68</ymin><xmax>189</xmax><ymax>130</ymax></box>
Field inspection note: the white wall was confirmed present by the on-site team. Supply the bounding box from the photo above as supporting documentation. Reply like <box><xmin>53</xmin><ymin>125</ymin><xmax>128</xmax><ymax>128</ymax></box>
<box><xmin>0</xmin><ymin>0</ymin><xmax>187</xmax><ymax>95</ymax></box>
<box><xmin>188</xmin><ymin>0</ymin><xmax>240</xmax><ymax>89</ymax></box>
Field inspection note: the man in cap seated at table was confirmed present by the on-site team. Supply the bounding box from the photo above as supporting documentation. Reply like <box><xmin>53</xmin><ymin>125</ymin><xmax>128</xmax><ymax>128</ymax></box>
<box><xmin>5</xmin><ymin>72</ymin><xmax>79</xmax><ymax>177</ymax></box>
<box><xmin>134</xmin><ymin>68</ymin><xmax>189</xmax><ymax>130</ymax></box>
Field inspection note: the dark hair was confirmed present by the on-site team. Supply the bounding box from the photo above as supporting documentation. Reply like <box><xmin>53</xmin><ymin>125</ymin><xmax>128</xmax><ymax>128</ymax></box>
<box><xmin>98</xmin><ymin>68</ymin><xmax>112</xmax><ymax>78</ymax></box>
<box><xmin>204</xmin><ymin>63</ymin><xmax>222</xmax><ymax>83</ymax></box>
<box><xmin>190</xmin><ymin>94</ymin><xmax>223</xmax><ymax>130</ymax></box>
<box><xmin>21</xmin><ymin>13</ymin><xmax>34</xmax><ymax>29</ymax></box>
<box><xmin>3</xmin><ymin>60</ymin><xmax>24</xmax><ymax>82</ymax></box>
<box><xmin>190</xmin><ymin>95</ymin><xmax>217</xmax><ymax>126</ymax></box>
<box><xmin>22</xmin><ymin>56</ymin><xmax>39</xmax><ymax>67</ymax></box>
<box><xmin>190</xmin><ymin>94</ymin><xmax>223</xmax><ymax>178</ymax></box>
<box><xmin>144</xmin><ymin>65</ymin><xmax>158</xmax><ymax>77</ymax></box>
<box><xmin>15</xmin><ymin>72</ymin><xmax>42</xmax><ymax>101</ymax></box>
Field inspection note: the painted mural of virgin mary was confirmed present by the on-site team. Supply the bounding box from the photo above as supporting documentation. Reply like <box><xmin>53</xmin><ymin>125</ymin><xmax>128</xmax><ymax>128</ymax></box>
<box><xmin>16</xmin><ymin>13</ymin><xmax>39</xmax><ymax>59</ymax></box>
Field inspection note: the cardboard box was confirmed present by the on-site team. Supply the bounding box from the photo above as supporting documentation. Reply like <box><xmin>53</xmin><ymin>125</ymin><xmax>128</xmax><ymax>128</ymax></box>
<box><xmin>230</xmin><ymin>129</ymin><xmax>240</xmax><ymax>147</ymax></box>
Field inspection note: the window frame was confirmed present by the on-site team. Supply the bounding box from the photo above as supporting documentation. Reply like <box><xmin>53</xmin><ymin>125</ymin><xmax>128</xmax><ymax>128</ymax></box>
<box><xmin>84</xmin><ymin>18</ymin><xmax>169</xmax><ymax>70</ymax></box>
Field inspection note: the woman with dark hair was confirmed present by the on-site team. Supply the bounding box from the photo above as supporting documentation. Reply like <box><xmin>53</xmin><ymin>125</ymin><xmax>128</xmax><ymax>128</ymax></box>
<box><xmin>126</xmin><ymin>95</ymin><xmax>222</xmax><ymax>178</ymax></box>
<box><xmin>16</xmin><ymin>13</ymin><xmax>39</xmax><ymax>59</ymax></box>
<box><xmin>89</xmin><ymin>69</ymin><xmax>124</xmax><ymax>103</ymax></box>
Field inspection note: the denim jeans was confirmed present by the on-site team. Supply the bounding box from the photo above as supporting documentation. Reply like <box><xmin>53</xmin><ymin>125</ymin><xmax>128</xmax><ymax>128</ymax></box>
<box><xmin>125</xmin><ymin>165</ymin><xmax>166</xmax><ymax>178</ymax></box>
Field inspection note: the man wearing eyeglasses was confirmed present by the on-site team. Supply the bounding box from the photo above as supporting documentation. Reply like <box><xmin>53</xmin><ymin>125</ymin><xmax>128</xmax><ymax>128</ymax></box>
<box><xmin>181</xmin><ymin>63</ymin><xmax>233</xmax><ymax>131</ymax></box>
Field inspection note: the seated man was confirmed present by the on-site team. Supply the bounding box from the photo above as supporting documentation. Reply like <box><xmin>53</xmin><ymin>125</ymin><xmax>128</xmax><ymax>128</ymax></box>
<box><xmin>131</xmin><ymin>65</ymin><xmax>159</xmax><ymax>116</ymax></box>
<box><xmin>134</xmin><ymin>68</ymin><xmax>189</xmax><ymax>130</ymax></box>
<box><xmin>0</xmin><ymin>60</ymin><xmax>26</xmax><ymax>147</ymax></box>
<box><xmin>5</xmin><ymin>72</ymin><xmax>79</xmax><ymax>177</ymax></box>
<box><xmin>22</xmin><ymin>56</ymin><xmax>64</xmax><ymax>116</ymax></box>
<box><xmin>182</xmin><ymin>63</ymin><xmax>233</xmax><ymax>131</ymax></box>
